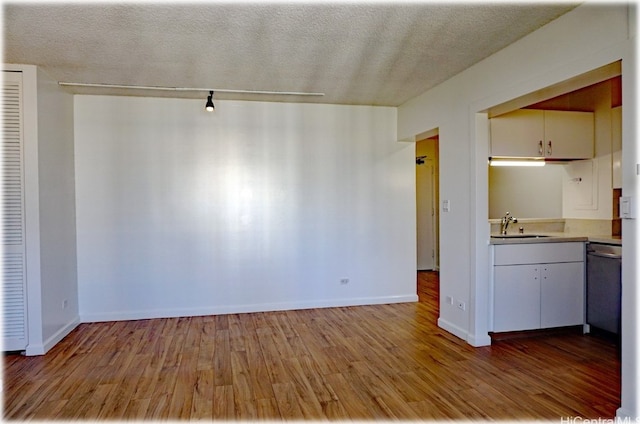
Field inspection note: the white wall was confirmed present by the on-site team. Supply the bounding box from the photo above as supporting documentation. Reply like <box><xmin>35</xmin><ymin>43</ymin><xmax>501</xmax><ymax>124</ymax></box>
<box><xmin>75</xmin><ymin>96</ymin><xmax>417</xmax><ymax>321</ymax></box>
<box><xmin>35</xmin><ymin>68</ymin><xmax>79</xmax><ymax>349</ymax></box>
<box><xmin>398</xmin><ymin>3</ymin><xmax>637</xmax><ymax>418</ymax></box>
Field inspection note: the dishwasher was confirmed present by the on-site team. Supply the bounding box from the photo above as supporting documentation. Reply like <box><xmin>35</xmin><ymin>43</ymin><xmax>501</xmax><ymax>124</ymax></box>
<box><xmin>586</xmin><ymin>242</ymin><xmax>622</xmax><ymax>338</ymax></box>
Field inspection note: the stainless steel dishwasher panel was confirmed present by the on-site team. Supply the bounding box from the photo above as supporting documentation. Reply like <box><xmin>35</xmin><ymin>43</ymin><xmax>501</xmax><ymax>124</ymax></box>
<box><xmin>586</xmin><ymin>243</ymin><xmax>622</xmax><ymax>335</ymax></box>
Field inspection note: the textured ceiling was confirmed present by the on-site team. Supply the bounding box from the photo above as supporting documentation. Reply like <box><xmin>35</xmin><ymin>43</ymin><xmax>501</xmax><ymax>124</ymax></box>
<box><xmin>3</xmin><ymin>2</ymin><xmax>578</xmax><ymax>106</ymax></box>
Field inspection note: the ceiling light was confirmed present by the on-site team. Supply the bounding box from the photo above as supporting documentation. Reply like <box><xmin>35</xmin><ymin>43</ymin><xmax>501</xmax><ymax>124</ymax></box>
<box><xmin>489</xmin><ymin>158</ymin><xmax>545</xmax><ymax>167</ymax></box>
<box><xmin>205</xmin><ymin>91</ymin><xmax>214</xmax><ymax>112</ymax></box>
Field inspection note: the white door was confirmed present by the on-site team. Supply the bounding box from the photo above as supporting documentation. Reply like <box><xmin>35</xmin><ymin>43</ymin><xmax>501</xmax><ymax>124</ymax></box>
<box><xmin>416</xmin><ymin>160</ymin><xmax>435</xmax><ymax>270</ymax></box>
<box><xmin>2</xmin><ymin>71</ymin><xmax>28</xmax><ymax>351</ymax></box>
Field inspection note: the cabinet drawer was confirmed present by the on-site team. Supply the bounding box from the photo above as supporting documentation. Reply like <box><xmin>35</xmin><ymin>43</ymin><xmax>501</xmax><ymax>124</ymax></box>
<box><xmin>494</xmin><ymin>242</ymin><xmax>584</xmax><ymax>265</ymax></box>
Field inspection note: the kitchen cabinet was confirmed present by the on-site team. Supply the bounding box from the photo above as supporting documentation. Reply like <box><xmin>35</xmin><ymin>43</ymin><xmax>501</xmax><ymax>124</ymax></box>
<box><xmin>490</xmin><ymin>109</ymin><xmax>594</xmax><ymax>159</ymax></box>
<box><xmin>492</xmin><ymin>242</ymin><xmax>585</xmax><ymax>333</ymax></box>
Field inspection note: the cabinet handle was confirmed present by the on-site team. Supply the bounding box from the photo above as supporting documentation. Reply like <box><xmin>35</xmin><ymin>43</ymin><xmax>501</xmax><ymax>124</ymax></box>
<box><xmin>547</xmin><ymin>141</ymin><xmax>552</xmax><ymax>156</ymax></box>
<box><xmin>538</xmin><ymin>140</ymin><xmax>543</xmax><ymax>155</ymax></box>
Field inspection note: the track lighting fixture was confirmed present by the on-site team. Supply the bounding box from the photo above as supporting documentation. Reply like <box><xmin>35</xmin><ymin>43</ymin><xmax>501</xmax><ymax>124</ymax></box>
<box><xmin>58</xmin><ymin>82</ymin><xmax>325</xmax><ymax>97</ymax></box>
<box><xmin>205</xmin><ymin>91</ymin><xmax>215</xmax><ymax>112</ymax></box>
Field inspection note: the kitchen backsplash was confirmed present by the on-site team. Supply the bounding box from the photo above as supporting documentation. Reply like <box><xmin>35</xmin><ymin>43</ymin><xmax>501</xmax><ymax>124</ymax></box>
<box><xmin>564</xmin><ymin>219</ymin><xmax>613</xmax><ymax>235</ymax></box>
<box><xmin>489</xmin><ymin>218</ymin><xmax>613</xmax><ymax>236</ymax></box>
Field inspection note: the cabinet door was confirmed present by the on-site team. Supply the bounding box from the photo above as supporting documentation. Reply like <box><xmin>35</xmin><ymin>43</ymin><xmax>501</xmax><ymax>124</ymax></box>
<box><xmin>494</xmin><ymin>264</ymin><xmax>540</xmax><ymax>332</ymax></box>
<box><xmin>490</xmin><ymin>110</ymin><xmax>544</xmax><ymax>158</ymax></box>
<box><xmin>544</xmin><ymin>111</ymin><xmax>594</xmax><ymax>159</ymax></box>
<box><xmin>540</xmin><ymin>262</ymin><xmax>584</xmax><ymax>328</ymax></box>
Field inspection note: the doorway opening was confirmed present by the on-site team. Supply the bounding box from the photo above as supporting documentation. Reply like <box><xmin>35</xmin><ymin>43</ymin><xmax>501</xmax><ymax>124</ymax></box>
<box><xmin>416</xmin><ymin>134</ymin><xmax>439</xmax><ymax>271</ymax></box>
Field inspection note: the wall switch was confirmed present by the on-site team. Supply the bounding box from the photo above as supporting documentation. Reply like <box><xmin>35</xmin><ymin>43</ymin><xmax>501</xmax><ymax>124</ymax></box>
<box><xmin>445</xmin><ymin>296</ymin><xmax>454</xmax><ymax>305</ymax></box>
<box><xmin>457</xmin><ymin>301</ymin><xmax>466</xmax><ymax>311</ymax></box>
<box><xmin>620</xmin><ymin>196</ymin><xmax>635</xmax><ymax>219</ymax></box>
<box><xmin>62</xmin><ymin>299</ymin><xmax>68</xmax><ymax>309</ymax></box>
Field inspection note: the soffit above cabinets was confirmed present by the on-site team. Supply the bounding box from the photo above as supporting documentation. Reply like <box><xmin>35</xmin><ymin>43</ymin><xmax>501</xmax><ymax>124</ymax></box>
<box><xmin>488</xmin><ymin>61</ymin><xmax>621</xmax><ymax>118</ymax></box>
<box><xmin>525</xmin><ymin>75</ymin><xmax>622</xmax><ymax>112</ymax></box>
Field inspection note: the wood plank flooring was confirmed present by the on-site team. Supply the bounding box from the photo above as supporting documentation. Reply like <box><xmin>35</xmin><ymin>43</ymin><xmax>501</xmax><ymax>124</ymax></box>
<box><xmin>3</xmin><ymin>271</ymin><xmax>620</xmax><ymax>420</ymax></box>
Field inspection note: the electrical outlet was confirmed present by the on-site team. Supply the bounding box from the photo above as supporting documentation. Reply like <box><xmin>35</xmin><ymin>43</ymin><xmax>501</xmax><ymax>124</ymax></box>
<box><xmin>457</xmin><ymin>301</ymin><xmax>466</xmax><ymax>311</ymax></box>
<box><xmin>340</xmin><ymin>278</ymin><xmax>349</xmax><ymax>285</ymax></box>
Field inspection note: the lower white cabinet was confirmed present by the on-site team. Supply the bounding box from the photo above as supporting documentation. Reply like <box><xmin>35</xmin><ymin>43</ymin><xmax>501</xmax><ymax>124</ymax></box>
<box><xmin>492</xmin><ymin>243</ymin><xmax>585</xmax><ymax>333</ymax></box>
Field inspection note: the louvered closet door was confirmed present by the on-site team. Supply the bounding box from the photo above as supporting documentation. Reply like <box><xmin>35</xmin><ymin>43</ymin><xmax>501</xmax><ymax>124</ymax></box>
<box><xmin>2</xmin><ymin>71</ymin><xmax>28</xmax><ymax>351</ymax></box>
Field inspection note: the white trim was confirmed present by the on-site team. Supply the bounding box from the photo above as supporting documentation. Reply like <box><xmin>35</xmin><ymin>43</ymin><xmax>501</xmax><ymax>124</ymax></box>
<box><xmin>11</xmin><ymin>64</ymin><xmax>46</xmax><ymax>353</ymax></box>
<box><xmin>80</xmin><ymin>295</ymin><xmax>419</xmax><ymax>323</ymax></box>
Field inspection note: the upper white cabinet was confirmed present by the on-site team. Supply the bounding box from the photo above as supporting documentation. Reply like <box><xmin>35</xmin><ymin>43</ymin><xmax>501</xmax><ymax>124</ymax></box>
<box><xmin>490</xmin><ymin>109</ymin><xmax>594</xmax><ymax>159</ymax></box>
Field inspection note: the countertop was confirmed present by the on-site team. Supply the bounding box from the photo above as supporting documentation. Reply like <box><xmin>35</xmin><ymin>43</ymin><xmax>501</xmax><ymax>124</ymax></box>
<box><xmin>490</xmin><ymin>232</ymin><xmax>622</xmax><ymax>245</ymax></box>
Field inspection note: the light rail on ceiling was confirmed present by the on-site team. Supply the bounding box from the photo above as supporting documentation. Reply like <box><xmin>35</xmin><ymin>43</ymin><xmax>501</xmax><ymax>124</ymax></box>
<box><xmin>57</xmin><ymin>82</ymin><xmax>325</xmax><ymax>97</ymax></box>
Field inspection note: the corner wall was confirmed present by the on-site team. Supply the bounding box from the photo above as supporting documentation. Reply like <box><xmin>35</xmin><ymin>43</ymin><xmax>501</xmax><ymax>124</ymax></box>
<box><xmin>35</xmin><ymin>67</ymin><xmax>79</xmax><ymax>352</ymax></box>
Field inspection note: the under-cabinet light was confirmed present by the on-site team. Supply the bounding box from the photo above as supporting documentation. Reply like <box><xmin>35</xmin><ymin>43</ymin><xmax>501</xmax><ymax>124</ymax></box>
<box><xmin>489</xmin><ymin>158</ymin><xmax>545</xmax><ymax>167</ymax></box>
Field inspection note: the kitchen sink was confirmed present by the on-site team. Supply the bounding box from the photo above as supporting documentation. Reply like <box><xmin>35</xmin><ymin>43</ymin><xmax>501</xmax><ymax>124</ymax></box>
<box><xmin>491</xmin><ymin>234</ymin><xmax>550</xmax><ymax>239</ymax></box>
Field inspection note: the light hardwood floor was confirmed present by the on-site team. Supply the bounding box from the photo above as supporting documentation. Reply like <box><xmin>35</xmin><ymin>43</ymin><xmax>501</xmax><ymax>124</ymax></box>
<box><xmin>3</xmin><ymin>271</ymin><xmax>620</xmax><ymax>420</ymax></box>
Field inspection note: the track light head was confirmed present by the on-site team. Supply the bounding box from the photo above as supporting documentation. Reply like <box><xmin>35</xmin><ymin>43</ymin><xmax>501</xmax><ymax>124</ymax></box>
<box><xmin>205</xmin><ymin>90</ymin><xmax>214</xmax><ymax>112</ymax></box>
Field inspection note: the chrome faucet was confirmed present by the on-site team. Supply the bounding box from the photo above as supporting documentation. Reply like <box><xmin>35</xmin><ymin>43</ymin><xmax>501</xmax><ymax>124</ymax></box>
<box><xmin>500</xmin><ymin>212</ymin><xmax>517</xmax><ymax>235</ymax></box>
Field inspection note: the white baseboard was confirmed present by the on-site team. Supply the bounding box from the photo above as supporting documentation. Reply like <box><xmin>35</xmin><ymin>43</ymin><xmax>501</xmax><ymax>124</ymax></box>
<box><xmin>80</xmin><ymin>294</ymin><xmax>419</xmax><ymax>323</ymax></box>
<box><xmin>437</xmin><ymin>317</ymin><xmax>468</xmax><ymax>341</ymax></box>
<box><xmin>25</xmin><ymin>317</ymin><xmax>80</xmax><ymax>356</ymax></box>
<box><xmin>438</xmin><ymin>318</ymin><xmax>492</xmax><ymax>347</ymax></box>
<box><xmin>25</xmin><ymin>343</ymin><xmax>45</xmax><ymax>356</ymax></box>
